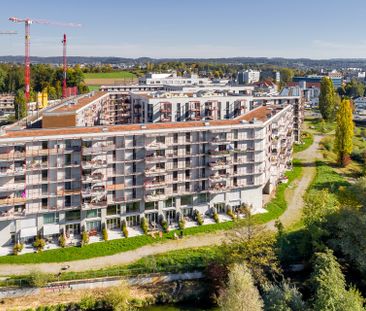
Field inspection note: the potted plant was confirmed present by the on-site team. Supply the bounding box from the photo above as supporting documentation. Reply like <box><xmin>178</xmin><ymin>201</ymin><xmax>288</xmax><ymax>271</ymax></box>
<box><xmin>13</xmin><ymin>242</ymin><xmax>23</xmax><ymax>255</ymax></box>
<box><xmin>81</xmin><ymin>230</ymin><xmax>89</xmax><ymax>247</ymax></box>
<box><xmin>122</xmin><ymin>220</ymin><xmax>128</xmax><ymax>238</ymax></box>
<box><xmin>140</xmin><ymin>217</ymin><xmax>148</xmax><ymax>235</ymax></box>
<box><xmin>33</xmin><ymin>236</ymin><xmax>46</xmax><ymax>252</ymax></box>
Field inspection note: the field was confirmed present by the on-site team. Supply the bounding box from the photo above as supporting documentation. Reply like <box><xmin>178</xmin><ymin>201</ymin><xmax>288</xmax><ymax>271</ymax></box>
<box><xmin>84</xmin><ymin>71</ymin><xmax>137</xmax><ymax>79</ymax></box>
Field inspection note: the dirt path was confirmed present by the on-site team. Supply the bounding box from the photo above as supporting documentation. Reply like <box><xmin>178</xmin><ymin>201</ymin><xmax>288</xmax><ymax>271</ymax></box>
<box><xmin>0</xmin><ymin>135</ymin><xmax>323</xmax><ymax>276</ymax></box>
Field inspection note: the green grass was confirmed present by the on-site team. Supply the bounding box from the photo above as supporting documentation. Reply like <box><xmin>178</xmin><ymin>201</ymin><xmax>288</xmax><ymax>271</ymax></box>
<box><xmin>294</xmin><ymin>132</ymin><xmax>314</xmax><ymax>153</ymax></box>
<box><xmin>87</xmin><ymin>85</ymin><xmax>100</xmax><ymax>91</ymax></box>
<box><xmin>84</xmin><ymin>71</ymin><xmax>136</xmax><ymax>79</ymax></box>
<box><xmin>0</xmin><ymin>161</ymin><xmax>303</xmax><ymax>265</ymax></box>
<box><xmin>307</xmin><ymin>118</ymin><xmax>336</xmax><ymax>134</ymax></box>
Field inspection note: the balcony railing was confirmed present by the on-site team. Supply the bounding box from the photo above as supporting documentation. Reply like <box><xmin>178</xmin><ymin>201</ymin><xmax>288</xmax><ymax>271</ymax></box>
<box><xmin>145</xmin><ymin>142</ymin><xmax>167</xmax><ymax>151</ymax></box>
<box><xmin>0</xmin><ymin>197</ymin><xmax>26</xmax><ymax>206</ymax></box>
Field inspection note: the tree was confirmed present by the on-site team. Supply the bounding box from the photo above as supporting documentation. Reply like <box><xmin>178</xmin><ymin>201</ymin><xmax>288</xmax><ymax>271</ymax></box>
<box><xmin>218</xmin><ymin>263</ymin><xmax>264</xmax><ymax>311</ymax></box>
<box><xmin>311</xmin><ymin>249</ymin><xmax>365</xmax><ymax>311</ymax></box>
<box><xmin>334</xmin><ymin>99</ymin><xmax>354</xmax><ymax>166</ymax></box>
<box><xmin>319</xmin><ymin>77</ymin><xmax>336</xmax><ymax>120</ymax></box>
<box><xmin>345</xmin><ymin>79</ymin><xmax>365</xmax><ymax>98</ymax></box>
<box><xmin>14</xmin><ymin>90</ymin><xmax>27</xmax><ymax>120</ymax></box>
<box><xmin>221</xmin><ymin>224</ymin><xmax>281</xmax><ymax>283</ymax></box>
<box><xmin>101</xmin><ymin>281</ymin><xmax>132</xmax><ymax>311</ymax></box>
<box><xmin>263</xmin><ymin>281</ymin><xmax>306</xmax><ymax>311</ymax></box>
<box><xmin>280</xmin><ymin>68</ymin><xmax>294</xmax><ymax>84</ymax></box>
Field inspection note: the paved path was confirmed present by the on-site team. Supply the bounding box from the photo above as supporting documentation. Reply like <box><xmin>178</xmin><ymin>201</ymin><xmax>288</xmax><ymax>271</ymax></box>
<box><xmin>0</xmin><ymin>135</ymin><xmax>323</xmax><ymax>276</ymax></box>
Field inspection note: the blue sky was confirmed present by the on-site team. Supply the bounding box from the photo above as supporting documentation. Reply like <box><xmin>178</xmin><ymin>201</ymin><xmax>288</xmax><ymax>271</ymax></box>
<box><xmin>1</xmin><ymin>0</ymin><xmax>366</xmax><ymax>59</ymax></box>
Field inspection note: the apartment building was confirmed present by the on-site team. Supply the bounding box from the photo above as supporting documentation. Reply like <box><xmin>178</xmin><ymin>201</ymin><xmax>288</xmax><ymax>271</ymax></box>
<box><xmin>237</xmin><ymin>70</ymin><xmax>261</xmax><ymax>85</ymax></box>
<box><xmin>0</xmin><ymin>101</ymin><xmax>296</xmax><ymax>247</ymax></box>
<box><xmin>0</xmin><ymin>94</ymin><xmax>15</xmax><ymax>122</ymax></box>
<box><xmin>139</xmin><ymin>73</ymin><xmax>211</xmax><ymax>85</ymax></box>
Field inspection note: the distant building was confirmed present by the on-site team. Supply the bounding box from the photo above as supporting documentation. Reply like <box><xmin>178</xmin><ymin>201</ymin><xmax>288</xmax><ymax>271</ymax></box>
<box><xmin>293</xmin><ymin>75</ymin><xmax>342</xmax><ymax>89</ymax></box>
<box><xmin>139</xmin><ymin>72</ymin><xmax>210</xmax><ymax>85</ymax></box>
<box><xmin>237</xmin><ymin>70</ymin><xmax>261</xmax><ymax>85</ymax></box>
<box><xmin>260</xmin><ymin>70</ymin><xmax>280</xmax><ymax>83</ymax></box>
<box><xmin>0</xmin><ymin>94</ymin><xmax>15</xmax><ymax>122</ymax></box>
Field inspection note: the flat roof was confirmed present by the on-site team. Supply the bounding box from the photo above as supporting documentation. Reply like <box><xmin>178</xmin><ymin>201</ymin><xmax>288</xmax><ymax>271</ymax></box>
<box><xmin>51</xmin><ymin>91</ymin><xmax>107</xmax><ymax>113</ymax></box>
<box><xmin>0</xmin><ymin>105</ymin><xmax>282</xmax><ymax>140</ymax></box>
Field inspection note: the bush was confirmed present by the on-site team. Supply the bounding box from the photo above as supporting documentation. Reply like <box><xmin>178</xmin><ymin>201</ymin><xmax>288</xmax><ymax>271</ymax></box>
<box><xmin>122</xmin><ymin>220</ymin><xmax>129</xmax><ymax>238</ymax></box>
<box><xmin>33</xmin><ymin>237</ymin><xmax>46</xmax><ymax>252</ymax></box>
<box><xmin>320</xmin><ymin>137</ymin><xmax>333</xmax><ymax>151</ymax></box>
<box><xmin>160</xmin><ymin>220</ymin><xmax>168</xmax><ymax>233</ymax></box>
<box><xmin>13</xmin><ymin>243</ymin><xmax>23</xmax><ymax>255</ymax></box>
<box><xmin>26</xmin><ymin>271</ymin><xmax>49</xmax><ymax>287</ymax></box>
<box><xmin>213</xmin><ymin>212</ymin><xmax>220</xmax><ymax>223</ymax></box>
<box><xmin>59</xmin><ymin>234</ymin><xmax>66</xmax><ymax>248</ymax></box>
<box><xmin>196</xmin><ymin>212</ymin><xmax>204</xmax><ymax>226</ymax></box>
<box><xmin>102</xmin><ymin>227</ymin><xmax>108</xmax><ymax>241</ymax></box>
<box><xmin>81</xmin><ymin>231</ymin><xmax>89</xmax><ymax>247</ymax></box>
<box><xmin>226</xmin><ymin>209</ymin><xmax>236</xmax><ymax>220</ymax></box>
<box><xmin>178</xmin><ymin>218</ymin><xmax>186</xmax><ymax>230</ymax></box>
<box><xmin>140</xmin><ymin>217</ymin><xmax>148</xmax><ymax>235</ymax></box>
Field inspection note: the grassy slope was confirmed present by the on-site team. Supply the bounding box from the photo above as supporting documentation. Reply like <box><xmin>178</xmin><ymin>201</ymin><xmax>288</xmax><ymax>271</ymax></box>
<box><xmin>84</xmin><ymin>71</ymin><xmax>136</xmax><ymax>79</ymax></box>
<box><xmin>294</xmin><ymin>132</ymin><xmax>314</xmax><ymax>153</ymax></box>
<box><xmin>0</xmin><ymin>161</ymin><xmax>302</xmax><ymax>264</ymax></box>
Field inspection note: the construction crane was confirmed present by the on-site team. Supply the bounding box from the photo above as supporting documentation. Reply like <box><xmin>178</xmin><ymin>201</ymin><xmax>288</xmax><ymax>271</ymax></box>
<box><xmin>62</xmin><ymin>34</ymin><xmax>67</xmax><ymax>98</ymax></box>
<box><xmin>9</xmin><ymin>17</ymin><xmax>81</xmax><ymax>103</ymax></box>
<box><xmin>0</xmin><ymin>31</ymin><xmax>17</xmax><ymax>34</ymax></box>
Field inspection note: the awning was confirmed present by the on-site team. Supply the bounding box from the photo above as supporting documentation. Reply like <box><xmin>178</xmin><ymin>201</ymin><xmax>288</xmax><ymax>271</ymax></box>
<box><xmin>20</xmin><ymin>227</ymin><xmax>37</xmax><ymax>238</ymax></box>
<box><xmin>43</xmin><ymin>224</ymin><xmax>60</xmax><ymax>236</ymax></box>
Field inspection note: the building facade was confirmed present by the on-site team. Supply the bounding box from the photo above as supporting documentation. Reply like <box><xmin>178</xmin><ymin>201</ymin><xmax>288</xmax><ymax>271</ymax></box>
<box><xmin>0</xmin><ymin>101</ymin><xmax>297</xmax><ymax>247</ymax></box>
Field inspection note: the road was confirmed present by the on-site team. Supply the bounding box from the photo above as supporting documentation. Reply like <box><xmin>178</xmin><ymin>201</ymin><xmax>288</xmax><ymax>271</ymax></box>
<box><xmin>0</xmin><ymin>134</ymin><xmax>322</xmax><ymax>276</ymax></box>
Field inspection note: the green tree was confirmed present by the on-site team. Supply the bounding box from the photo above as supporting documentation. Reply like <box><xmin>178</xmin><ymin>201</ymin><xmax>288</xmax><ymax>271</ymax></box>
<box><xmin>345</xmin><ymin>79</ymin><xmax>365</xmax><ymax>98</ymax></box>
<box><xmin>221</xmin><ymin>225</ymin><xmax>281</xmax><ymax>283</ymax></box>
<box><xmin>263</xmin><ymin>281</ymin><xmax>306</xmax><ymax>311</ymax></box>
<box><xmin>319</xmin><ymin>77</ymin><xmax>336</xmax><ymax>120</ymax></box>
<box><xmin>280</xmin><ymin>68</ymin><xmax>294</xmax><ymax>84</ymax></box>
<box><xmin>218</xmin><ymin>263</ymin><xmax>264</xmax><ymax>311</ymax></box>
<box><xmin>334</xmin><ymin>99</ymin><xmax>354</xmax><ymax>166</ymax></box>
<box><xmin>311</xmin><ymin>249</ymin><xmax>365</xmax><ymax>311</ymax></box>
<box><xmin>101</xmin><ymin>281</ymin><xmax>132</xmax><ymax>311</ymax></box>
<box><xmin>14</xmin><ymin>90</ymin><xmax>27</xmax><ymax>120</ymax></box>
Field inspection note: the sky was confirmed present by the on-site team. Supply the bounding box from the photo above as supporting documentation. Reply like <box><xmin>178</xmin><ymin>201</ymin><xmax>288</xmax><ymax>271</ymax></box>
<box><xmin>1</xmin><ymin>0</ymin><xmax>366</xmax><ymax>59</ymax></box>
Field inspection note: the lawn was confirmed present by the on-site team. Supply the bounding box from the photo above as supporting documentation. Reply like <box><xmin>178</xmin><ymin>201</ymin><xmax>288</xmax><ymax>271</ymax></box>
<box><xmin>84</xmin><ymin>71</ymin><xmax>136</xmax><ymax>79</ymax></box>
<box><xmin>307</xmin><ymin>118</ymin><xmax>336</xmax><ymax>133</ymax></box>
<box><xmin>87</xmin><ymin>85</ymin><xmax>100</xmax><ymax>91</ymax></box>
<box><xmin>294</xmin><ymin>132</ymin><xmax>314</xmax><ymax>153</ymax></box>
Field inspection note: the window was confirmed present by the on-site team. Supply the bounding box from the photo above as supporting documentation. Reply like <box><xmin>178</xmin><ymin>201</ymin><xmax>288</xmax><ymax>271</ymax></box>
<box><xmin>181</xmin><ymin>195</ymin><xmax>193</xmax><ymax>206</ymax></box>
<box><xmin>14</xmin><ymin>175</ymin><xmax>25</xmax><ymax>182</ymax></box>
<box><xmin>185</xmin><ymin>170</ymin><xmax>190</xmax><ymax>178</ymax></box>
<box><xmin>197</xmin><ymin>193</ymin><xmax>208</xmax><ymax>204</ymax></box>
<box><xmin>43</xmin><ymin>212</ymin><xmax>59</xmax><ymax>224</ymax></box>
<box><xmin>42</xmin><ymin>184</ymin><xmax>48</xmax><ymax>194</ymax></box>
<box><xmin>107</xmin><ymin>205</ymin><xmax>121</xmax><ymax>216</ymax></box>
<box><xmin>42</xmin><ymin>170</ymin><xmax>48</xmax><ymax>180</ymax></box>
<box><xmin>173</xmin><ymin>133</ymin><xmax>178</xmax><ymax>144</ymax></box>
<box><xmin>145</xmin><ymin>201</ymin><xmax>158</xmax><ymax>210</ymax></box>
<box><xmin>42</xmin><ymin>141</ymin><xmax>48</xmax><ymax>149</ymax></box>
<box><xmin>185</xmin><ymin>145</ymin><xmax>191</xmax><ymax>155</ymax></box>
<box><xmin>86</xmin><ymin>209</ymin><xmax>101</xmax><ymax>219</ymax></box>
<box><xmin>173</xmin><ymin>184</ymin><xmax>178</xmax><ymax>193</ymax></box>
<box><xmin>126</xmin><ymin>202</ymin><xmax>139</xmax><ymax>213</ymax></box>
<box><xmin>185</xmin><ymin>133</ymin><xmax>191</xmax><ymax>142</ymax></box>
<box><xmin>157</xmin><ymin>136</ymin><xmax>165</xmax><ymax>144</ymax></box>
<box><xmin>65</xmin><ymin>154</ymin><xmax>71</xmax><ymax>165</ymax></box>
<box><xmin>65</xmin><ymin>196</ymin><xmax>71</xmax><ymax>207</ymax></box>
<box><xmin>65</xmin><ymin>209</ymin><xmax>80</xmax><ymax>221</ymax></box>
<box><xmin>185</xmin><ymin>182</ymin><xmax>190</xmax><ymax>192</ymax></box>
<box><xmin>173</xmin><ymin>171</ymin><xmax>178</xmax><ymax>180</ymax></box>
<box><xmin>41</xmin><ymin>198</ymin><xmax>48</xmax><ymax>207</ymax></box>
<box><xmin>165</xmin><ymin>197</ymin><xmax>175</xmax><ymax>208</ymax></box>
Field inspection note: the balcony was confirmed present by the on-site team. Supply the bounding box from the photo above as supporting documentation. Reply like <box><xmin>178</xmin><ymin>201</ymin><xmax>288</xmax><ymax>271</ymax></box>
<box><xmin>82</xmin><ymin>144</ymin><xmax>115</xmax><ymax>155</ymax></box>
<box><xmin>0</xmin><ymin>208</ymin><xmax>26</xmax><ymax>220</ymax></box>
<box><xmin>210</xmin><ymin>137</ymin><xmax>231</xmax><ymax>145</ymax></box>
<box><xmin>144</xmin><ymin>180</ymin><xmax>166</xmax><ymax>189</ymax></box>
<box><xmin>209</xmin><ymin>160</ymin><xmax>231</xmax><ymax>169</ymax></box>
<box><xmin>81</xmin><ymin>159</ymin><xmax>107</xmax><ymax>169</ymax></box>
<box><xmin>145</xmin><ymin>142</ymin><xmax>167</xmax><ymax>151</ymax></box>
<box><xmin>0</xmin><ymin>182</ymin><xmax>25</xmax><ymax>192</ymax></box>
<box><xmin>209</xmin><ymin>184</ymin><xmax>228</xmax><ymax>193</ymax></box>
<box><xmin>0</xmin><ymin>151</ymin><xmax>25</xmax><ymax>161</ymax></box>
<box><xmin>145</xmin><ymin>155</ymin><xmax>166</xmax><ymax>163</ymax></box>
<box><xmin>144</xmin><ymin>167</ymin><xmax>166</xmax><ymax>176</ymax></box>
<box><xmin>208</xmin><ymin>150</ymin><xmax>230</xmax><ymax>157</ymax></box>
<box><xmin>0</xmin><ymin>197</ymin><xmax>26</xmax><ymax>207</ymax></box>
<box><xmin>107</xmin><ymin>184</ymin><xmax>124</xmax><ymax>191</ymax></box>
<box><xmin>145</xmin><ymin>193</ymin><xmax>166</xmax><ymax>202</ymax></box>
<box><xmin>0</xmin><ymin>166</ymin><xmax>25</xmax><ymax>176</ymax></box>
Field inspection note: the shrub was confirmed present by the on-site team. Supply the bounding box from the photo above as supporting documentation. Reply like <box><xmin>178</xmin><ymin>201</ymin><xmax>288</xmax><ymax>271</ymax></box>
<box><xmin>160</xmin><ymin>220</ymin><xmax>168</xmax><ymax>233</ymax></box>
<box><xmin>13</xmin><ymin>243</ymin><xmax>23</xmax><ymax>255</ymax></box>
<box><xmin>33</xmin><ymin>237</ymin><xmax>46</xmax><ymax>252</ymax></box>
<box><xmin>122</xmin><ymin>220</ymin><xmax>129</xmax><ymax>238</ymax></box>
<box><xmin>140</xmin><ymin>217</ymin><xmax>148</xmax><ymax>235</ymax></box>
<box><xmin>213</xmin><ymin>212</ymin><xmax>220</xmax><ymax>223</ymax></box>
<box><xmin>226</xmin><ymin>209</ymin><xmax>236</xmax><ymax>220</ymax></box>
<box><xmin>26</xmin><ymin>271</ymin><xmax>49</xmax><ymax>287</ymax></box>
<box><xmin>102</xmin><ymin>227</ymin><xmax>108</xmax><ymax>241</ymax></box>
<box><xmin>320</xmin><ymin>137</ymin><xmax>333</xmax><ymax>151</ymax></box>
<box><xmin>59</xmin><ymin>234</ymin><xmax>66</xmax><ymax>248</ymax></box>
<box><xmin>196</xmin><ymin>212</ymin><xmax>204</xmax><ymax>226</ymax></box>
<box><xmin>178</xmin><ymin>218</ymin><xmax>186</xmax><ymax>230</ymax></box>
<box><xmin>81</xmin><ymin>231</ymin><xmax>89</xmax><ymax>247</ymax></box>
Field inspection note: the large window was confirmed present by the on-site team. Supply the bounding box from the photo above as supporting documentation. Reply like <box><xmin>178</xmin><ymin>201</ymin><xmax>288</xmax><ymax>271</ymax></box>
<box><xmin>86</xmin><ymin>209</ymin><xmax>101</xmax><ymax>219</ymax></box>
<box><xmin>145</xmin><ymin>201</ymin><xmax>158</xmax><ymax>210</ymax></box>
<box><xmin>107</xmin><ymin>205</ymin><xmax>121</xmax><ymax>216</ymax></box>
<box><xmin>181</xmin><ymin>195</ymin><xmax>193</xmax><ymax>206</ymax></box>
<box><xmin>43</xmin><ymin>212</ymin><xmax>59</xmax><ymax>224</ymax></box>
<box><xmin>165</xmin><ymin>197</ymin><xmax>176</xmax><ymax>208</ymax></box>
<box><xmin>65</xmin><ymin>209</ymin><xmax>81</xmax><ymax>221</ymax></box>
<box><xmin>126</xmin><ymin>202</ymin><xmax>139</xmax><ymax>213</ymax></box>
<box><xmin>197</xmin><ymin>193</ymin><xmax>208</xmax><ymax>204</ymax></box>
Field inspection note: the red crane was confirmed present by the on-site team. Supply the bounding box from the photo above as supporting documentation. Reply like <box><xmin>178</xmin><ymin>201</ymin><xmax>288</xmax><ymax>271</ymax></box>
<box><xmin>62</xmin><ymin>34</ymin><xmax>67</xmax><ymax>98</ymax></box>
<box><xmin>9</xmin><ymin>17</ymin><xmax>81</xmax><ymax>103</ymax></box>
